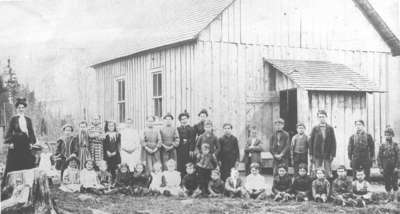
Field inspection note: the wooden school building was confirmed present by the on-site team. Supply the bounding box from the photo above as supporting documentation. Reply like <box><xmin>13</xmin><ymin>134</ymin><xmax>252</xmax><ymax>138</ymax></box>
<box><xmin>91</xmin><ymin>0</ymin><xmax>400</xmax><ymax>168</ymax></box>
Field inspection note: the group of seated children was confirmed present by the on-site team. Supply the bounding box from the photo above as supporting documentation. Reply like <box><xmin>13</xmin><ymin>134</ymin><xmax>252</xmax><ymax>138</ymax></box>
<box><xmin>272</xmin><ymin>163</ymin><xmax>372</xmax><ymax>207</ymax></box>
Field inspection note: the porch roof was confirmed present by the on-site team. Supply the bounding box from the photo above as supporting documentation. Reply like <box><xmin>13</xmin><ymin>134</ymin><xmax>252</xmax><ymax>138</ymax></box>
<box><xmin>264</xmin><ymin>59</ymin><xmax>383</xmax><ymax>92</ymax></box>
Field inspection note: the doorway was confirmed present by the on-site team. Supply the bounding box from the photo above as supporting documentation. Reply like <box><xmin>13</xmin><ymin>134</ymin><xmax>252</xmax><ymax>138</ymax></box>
<box><xmin>279</xmin><ymin>89</ymin><xmax>297</xmax><ymax>138</ymax></box>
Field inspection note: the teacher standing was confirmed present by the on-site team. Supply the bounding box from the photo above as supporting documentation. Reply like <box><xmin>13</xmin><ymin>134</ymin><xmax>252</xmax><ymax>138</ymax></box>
<box><xmin>4</xmin><ymin>97</ymin><xmax>37</xmax><ymax>175</ymax></box>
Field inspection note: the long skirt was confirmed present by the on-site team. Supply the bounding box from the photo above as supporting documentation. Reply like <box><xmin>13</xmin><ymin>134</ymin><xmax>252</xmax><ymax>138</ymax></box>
<box><xmin>4</xmin><ymin>134</ymin><xmax>35</xmax><ymax>176</ymax></box>
<box><xmin>79</xmin><ymin>146</ymin><xmax>92</xmax><ymax>170</ymax></box>
<box><xmin>141</xmin><ymin>150</ymin><xmax>161</xmax><ymax>173</ymax></box>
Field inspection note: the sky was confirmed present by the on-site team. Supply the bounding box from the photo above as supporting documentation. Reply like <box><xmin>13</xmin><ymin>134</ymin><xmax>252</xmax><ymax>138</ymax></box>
<box><xmin>0</xmin><ymin>0</ymin><xmax>398</xmax><ymax>117</ymax></box>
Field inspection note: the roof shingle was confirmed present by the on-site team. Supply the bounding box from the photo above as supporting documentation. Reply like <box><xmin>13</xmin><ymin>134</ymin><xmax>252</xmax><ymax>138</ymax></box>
<box><xmin>264</xmin><ymin>59</ymin><xmax>382</xmax><ymax>92</ymax></box>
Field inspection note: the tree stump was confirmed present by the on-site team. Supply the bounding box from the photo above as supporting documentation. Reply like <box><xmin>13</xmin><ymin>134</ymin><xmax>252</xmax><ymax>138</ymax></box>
<box><xmin>2</xmin><ymin>169</ymin><xmax>60</xmax><ymax>214</ymax></box>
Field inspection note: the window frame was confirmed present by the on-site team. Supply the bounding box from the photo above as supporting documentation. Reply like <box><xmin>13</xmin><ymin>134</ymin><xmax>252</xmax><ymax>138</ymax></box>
<box><xmin>151</xmin><ymin>71</ymin><xmax>162</xmax><ymax>118</ymax></box>
<box><xmin>116</xmin><ymin>77</ymin><xmax>126</xmax><ymax>123</ymax></box>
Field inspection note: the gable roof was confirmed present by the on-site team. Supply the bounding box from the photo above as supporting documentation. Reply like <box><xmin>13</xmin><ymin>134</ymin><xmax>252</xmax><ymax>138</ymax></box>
<box><xmin>91</xmin><ymin>0</ymin><xmax>234</xmax><ymax>68</ymax></box>
<box><xmin>264</xmin><ymin>59</ymin><xmax>382</xmax><ymax>92</ymax></box>
<box><xmin>91</xmin><ymin>0</ymin><xmax>400</xmax><ymax>68</ymax></box>
<box><xmin>353</xmin><ymin>0</ymin><xmax>400</xmax><ymax>56</ymax></box>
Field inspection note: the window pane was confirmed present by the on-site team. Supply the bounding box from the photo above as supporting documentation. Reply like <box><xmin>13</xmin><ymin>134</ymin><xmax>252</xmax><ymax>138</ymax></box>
<box><xmin>122</xmin><ymin>80</ymin><xmax>125</xmax><ymax>101</ymax></box>
<box><xmin>159</xmin><ymin>98</ymin><xmax>162</xmax><ymax>117</ymax></box>
<box><xmin>153</xmin><ymin>74</ymin><xmax>157</xmax><ymax>97</ymax></box>
<box><xmin>119</xmin><ymin>103</ymin><xmax>125</xmax><ymax>122</ymax></box>
<box><xmin>157</xmin><ymin>73</ymin><xmax>162</xmax><ymax>96</ymax></box>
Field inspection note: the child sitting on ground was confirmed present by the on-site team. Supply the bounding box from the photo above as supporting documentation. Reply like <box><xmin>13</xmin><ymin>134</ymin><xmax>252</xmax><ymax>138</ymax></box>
<box><xmin>60</xmin><ymin>156</ymin><xmax>81</xmax><ymax>193</ymax></box>
<box><xmin>1</xmin><ymin>175</ymin><xmax>31</xmax><ymax>209</ymax></box>
<box><xmin>162</xmin><ymin>159</ymin><xmax>182</xmax><ymax>196</ymax></box>
<box><xmin>332</xmin><ymin>165</ymin><xmax>355</xmax><ymax>206</ymax></box>
<box><xmin>97</xmin><ymin>161</ymin><xmax>112</xmax><ymax>190</ymax></box>
<box><xmin>80</xmin><ymin>159</ymin><xmax>104</xmax><ymax>194</ymax></box>
<box><xmin>244</xmin><ymin>162</ymin><xmax>267</xmax><ymax>200</ymax></box>
<box><xmin>182</xmin><ymin>162</ymin><xmax>201</xmax><ymax>197</ymax></box>
<box><xmin>272</xmin><ymin>164</ymin><xmax>292</xmax><ymax>202</ymax></box>
<box><xmin>291</xmin><ymin>163</ymin><xmax>313</xmax><ymax>201</ymax></box>
<box><xmin>196</xmin><ymin>143</ymin><xmax>218</xmax><ymax>195</ymax></box>
<box><xmin>353</xmin><ymin>169</ymin><xmax>372</xmax><ymax>207</ymax></box>
<box><xmin>114</xmin><ymin>163</ymin><xmax>133</xmax><ymax>195</ymax></box>
<box><xmin>225</xmin><ymin>168</ymin><xmax>245</xmax><ymax>198</ymax></box>
<box><xmin>312</xmin><ymin>168</ymin><xmax>331</xmax><ymax>203</ymax></box>
<box><xmin>208</xmin><ymin>170</ymin><xmax>225</xmax><ymax>197</ymax></box>
<box><xmin>131</xmin><ymin>163</ymin><xmax>152</xmax><ymax>196</ymax></box>
<box><xmin>149</xmin><ymin>162</ymin><xmax>164</xmax><ymax>195</ymax></box>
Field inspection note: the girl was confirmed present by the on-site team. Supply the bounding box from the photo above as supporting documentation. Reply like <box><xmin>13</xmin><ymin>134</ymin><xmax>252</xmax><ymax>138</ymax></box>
<box><xmin>54</xmin><ymin>124</ymin><xmax>76</xmax><ymax>180</ymax></box>
<box><xmin>141</xmin><ymin>116</ymin><xmax>161</xmax><ymax>173</ymax></box>
<box><xmin>80</xmin><ymin>159</ymin><xmax>104</xmax><ymax>193</ymax></box>
<box><xmin>162</xmin><ymin>159</ymin><xmax>182</xmax><ymax>196</ymax></box>
<box><xmin>72</xmin><ymin>121</ymin><xmax>92</xmax><ymax>170</ymax></box>
<box><xmin>131</xmin><ymin>163</ymin><xmax>152</xmax><ymax>196</ymax></box>
<box><xmin>60</xmin><ymin>156</ymin><xmax>81</xmax><ymax>192</ymax></box>
<box><xmin>114</xmin><ymin>163</ymin><xmax>133</xmax><ymax>194</ymax></box>
<box><xmin>218</xmin><ymin>123</ymin><xmax>240</xmax><ymax>181</ymax></box>
<box><xmin>120</xmin><ymin>118</ymin><xmax>141</xmax><ymax>171</ymax></box>
<box><xmin>103</xmin><ymin>121</ymin><xmax>121</xmax><ymax>180</ymax></box>
<box><xmin>159</xmin><ymin>113</ymin><xmax>180</xmax><ymax>170</ymax></box>
<box><xmin>149</xmin><ymin>162</ymin><xmax>164</xmax><ymax>195</ymax></box>
<box><xmin>97</xmin><ymin>161</ymin><xmax>112</xmax><ymax>190</ymax></box>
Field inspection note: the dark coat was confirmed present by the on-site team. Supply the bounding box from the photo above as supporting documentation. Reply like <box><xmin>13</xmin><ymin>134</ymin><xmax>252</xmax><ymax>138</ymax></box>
<box><xmin>4</xmin><ymin>115</ymin><xmax>36</xmax><ymax>174</ymax></box>
<box><xmin>103</xmin><ymin>133</ymin><xmax>122</xmax><ymax>167</ymax></box>
<box><xmin>269</xmin><ymin>130</ymin><xmax>290</xmax><ymax>161</ymax></box>
<box><xmin>243</xmin><ymin>138</ymin><xmax>263</xmax><ymax>174</ymax></box>
<box><xmin>272</xmin><ymin>174</ymin><xmax>292</xmax><ymax>193</ymax></box>
<box><xmin>348</xmin><ymin>132</ymin><xmax>374</xmax><ymax>169</ymax></box>
<box><xmin>176</xmin><ymin>125</ymin><xmax>196</xmax><ymax>175</ymax></box>
<box><xmin>292</xmin><ymin>175</ymin><xmax>313</xmax><ymax>193</ymax></box>
<box><xmin>309</xmin><ymin>124</ymin><xmax>336</xmax><ymax>159</ymax></box>
<box><xmin>196</xmin><ymin>132</ymin><xmax>220</xmax><ymax>155</ymax></box>
<box><xmin>55</xmin><ymin>136</ymin><xmax>77</xmax><ymax>170</ymax></box>
<box><xmin>218</xmin><ymin>134</ymin><xmax>240</xmax><ymax>181</ymax></box>
<box><xmin>193</xmin><ymin>121</ymin><xmax>205</xmax><ymax>139</ymax></box>
<box><xmin>377</xmin><ymin>141</ymin><xmax>400</xmax><ymax>169</ymax></box>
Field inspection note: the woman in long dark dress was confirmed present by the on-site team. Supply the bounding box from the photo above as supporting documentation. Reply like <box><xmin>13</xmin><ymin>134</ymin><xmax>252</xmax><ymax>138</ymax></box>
<box><xmin>176</xmin><ymin>111</ymin><xmax>196</xmax><ymax>177</ymax></box>
<box><xmin>4</xmin><ymin>98</ymin><xmax>37</xmax><ymax>176</ymax></box>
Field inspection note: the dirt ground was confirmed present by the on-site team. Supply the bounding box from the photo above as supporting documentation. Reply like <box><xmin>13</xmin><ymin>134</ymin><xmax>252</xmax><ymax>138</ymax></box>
<box><xmin>52</xmin><ymin>186</ymin><xmax>400</xmax><ymax>214</ymax></box>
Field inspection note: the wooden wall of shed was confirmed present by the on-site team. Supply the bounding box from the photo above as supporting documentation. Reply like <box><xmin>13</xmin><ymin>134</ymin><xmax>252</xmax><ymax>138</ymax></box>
<box><xmin>307</xmin><ymin>91</ymin><xmax>367</xmax><ymax>168</ymax></box>
<box><xmin>194</xmin><ymin>40</ymin><xmax>398</xmax><ymax>164</ymax></box>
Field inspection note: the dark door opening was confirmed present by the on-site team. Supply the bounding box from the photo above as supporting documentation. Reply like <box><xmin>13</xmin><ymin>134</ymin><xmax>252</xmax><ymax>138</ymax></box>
<box><xmin>279</xmin><ymin>89</ymin><xmax>297</xmax><ymax>138</ymax></box>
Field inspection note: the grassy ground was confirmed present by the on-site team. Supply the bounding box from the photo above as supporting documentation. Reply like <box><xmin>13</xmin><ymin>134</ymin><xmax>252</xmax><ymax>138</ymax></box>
<box><xmin>52</xmin><ymin>188</ymin><xmax>400</xmax><ymax>214</ymax></box>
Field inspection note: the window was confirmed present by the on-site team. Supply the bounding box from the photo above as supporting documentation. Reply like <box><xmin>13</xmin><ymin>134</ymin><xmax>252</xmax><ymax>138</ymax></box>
<box><xmin>152</xmin><ymin>72</ymin><xmax>162</xmax><ymax>118</ymax></box>
<box><xmin>268</xmin><ymin>65</ymin><xmax>276</xmax><ymax>91</ymax></box>
<box><xmin>117</xmin><ymin>79</ymin><xmax>126</xmax><ymax>122</ymax></box>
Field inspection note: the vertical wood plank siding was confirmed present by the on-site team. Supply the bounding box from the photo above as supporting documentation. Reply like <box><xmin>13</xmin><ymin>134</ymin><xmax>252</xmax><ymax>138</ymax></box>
<box><xmin>94</xmin><ymin>0</ymin><xmax>400</xmax><ymax>165</ymax></box>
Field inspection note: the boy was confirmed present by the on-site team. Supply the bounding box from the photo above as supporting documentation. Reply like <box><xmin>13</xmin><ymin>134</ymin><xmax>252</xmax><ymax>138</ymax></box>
<box><xmin>149</xmin><ymin>162</ymin><xmax>164</xmax><ymax>195</ymax></box>
<box><xmin>377</xmin><ymin>126</ymin><xmax>399</xmax><ymax>194</ymax></box>
<box><xmin>331</xmin><ymin>165</ymin><xmax>355</xmax><ymax>206</ymax></box>
<box><xmin>270</xmin><ymin>118</ymin><xmax>290</xmax><ymax>176</ymax></box>
<box><xmin>195</xmin><ymin>120</ymin><xmax>220</xmax><ymax>156</ymax></box>
<box><xmin>225</xmin><ymin>168</ymin><xmax>245</xmax><ymax>198</ymax></box>
<box><xmin>291</xmin><ymin>163</ymin><xmax>313</xmax><ymax>201</ymax></box>
<box><xmin>244</xmin><ymin>163</ymin><xmax>267</xmax><ymax>200</ymax></box>
<box><xmin>159</xmin><ymin>113</ymin><xmax>180</xmax><ymax>170</ymax></box>
<box><xmin>97</xmin><ymin>161</ymin><xmax>112</xmax><ymax>190</ymax></box>
<box><xmin>309</xmin><ymin>110</ymin><xmax>336</xmax><ymax>178</ymax></box>
<box><xmin>272</xmin><ymin>164</ymin><xmax>292</xmax><ymax>201</ymax></box>
<box><xmin>194</xmin><ymin>109</ymin><xmax>209</xmax><ymax>139</ymax></box>
<box><xmin>291</xmin><ymin>123</ymin><xmax>309</xmax><ymax>173</ymax></box>
<box><xmin>243</xmin><ymin>126</ymin><xmax>263</xmax><ymax>175</ymax></box>
<box><xmin>208</xmin><ymin>170</ymin><xmax>225</xmax><ymax>197</ymax></box>
<box><xmin>348</xmin><ymin>120</ymin><xmax>374</xmax><ymax>180</ymax></box>
<box><xmin>196</xmin><ymin>143</ymin><xmax>218</xmax><ymax>195</ymax></box>
<box><xmin>312</xmin><ymin>168</ymin><xmax>330</xmax><ymax>203</ymax></box>
<box><xmin>218</xmin><ymin>123</ymin><xmax>240</xmax><ymax>181</ymax></box>
<box><xmin>353</xmin><ymin>169</ymin><xmax>371</xmax><ymax>207</ymax></box>
<box><xmin>182</xmin><ymin>162</ymin><xmax>201</xmax><ymax>197</ymax></box>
